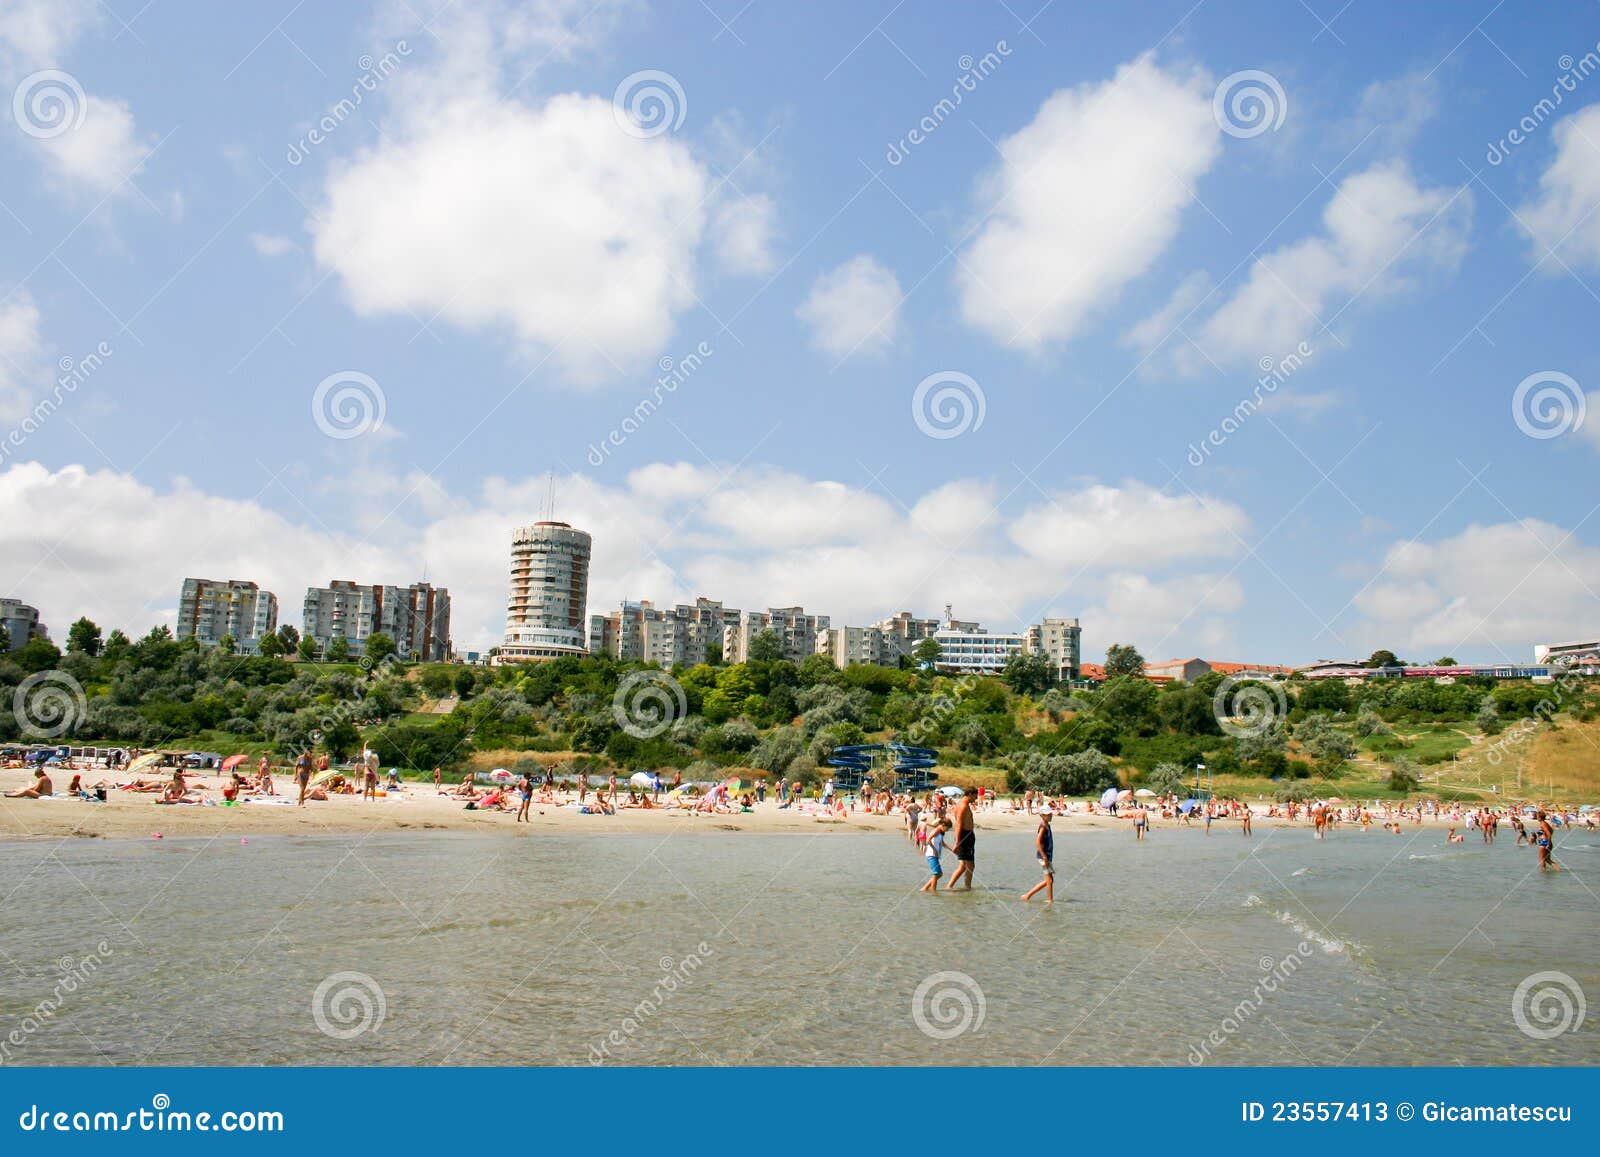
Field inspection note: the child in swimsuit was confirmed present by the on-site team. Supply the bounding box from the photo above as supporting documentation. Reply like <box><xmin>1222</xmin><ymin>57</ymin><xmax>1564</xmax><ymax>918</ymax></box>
<box><xmin>920</xmin><ymin>820</ymin><xmax>949</xmax><ymax>893</ymax></box>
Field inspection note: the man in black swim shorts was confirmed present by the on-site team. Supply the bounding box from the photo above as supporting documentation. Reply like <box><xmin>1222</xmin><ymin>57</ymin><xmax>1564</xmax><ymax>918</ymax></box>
<box><xmin>947</xmin><ymin>789</ymin><xmax>976</xmax><ymax>890</ymax></box>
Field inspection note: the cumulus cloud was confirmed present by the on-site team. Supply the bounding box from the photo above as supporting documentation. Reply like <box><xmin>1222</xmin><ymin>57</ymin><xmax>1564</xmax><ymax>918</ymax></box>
<box><xmin>0</xmin><ymin>0</ymin><xmax>95</xmax><ymax>68</ymax></box>
<box><xmin>0</xmin><ymin>290</ymin><xmax>45</xmax><ymax>421</ymax></box>
<box><xmin>795</xmin><ymin>255</ymin><xmax>903</xmax><ymax>359</ymax></box>
<box><xmin>1353</xmin><ymin>519</ymin><xmax>1600</xmax><ymax>654</ymax></box>
<box><xmin>1008</xmin><ymin>482</ymin><xmax>1250</xmax><ymax>569</ymax></box>
<box><xmin>307</xmin><ymin>0</ymin><xmax>740</xmax><ymax>385</ymax></box>
<box><xmin>711</xmin><ymin>193</ymin><xmax>778</xmax><ymax>275</ymax></box>
<box><xmin>1176</xmin><ymin>162</ymin><xmax>1470</xmax><ymax>369</ymax></box>
<box><xmin>311</xmin><ymin>95</ymin><xmax>709</xmax><ymax>383</ymax></box>
<box><xmin>0</xmin><ymin>461</ymin><xmax>1257</xmax><ymax>659</ymax></box>
<box><xmin>29</xmin><ymin>93</ymin><xmax>153</xmax><ymax>194</ymax></box>
<box><xmin>956</xmin><ymin>55</ymin><xmax>1220</xmax><ymax>351</ymax></box>
<box><xmin>1517</xmin><ymin>103</ymin><xmax>1600</xmax><ymax>267</ymax></box>
<box><xmin>1</xmin><ymin>1</ymin><xmax>153</xmax><ymax>198</ymax></box>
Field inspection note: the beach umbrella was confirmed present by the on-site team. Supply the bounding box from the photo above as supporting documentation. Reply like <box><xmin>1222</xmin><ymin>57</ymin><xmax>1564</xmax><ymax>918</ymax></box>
<box><xmin>1117</xmin><ymin>788</ymin><xmax>1133</xmax><ymax>800</ymax></box>
<box><xmin>489</xmin><ymin>768</ymin><xmax>513</xmax><ymax>781</ymax></box>
<box><xmin>1099</xmin><ymin>787</ymin><xmax>1120</xmax><ymax>807</ymax></box>
<box><xmin>939</xmin><ymin>785</ymin><xmax>965</xmax><ymax>797</ymax></box>
<box><xmin>721</xmin><ymin>777</ymin><xmax>743</xmax><ymax>791</ymax></box>
<box><xmin>221</xmin><ymin>754</ymin><xmax>248</xmax><ymax>772</ymax></box>
<box><xmin>629</xmin><ymin>771</ymin><xmax>657</xmax><ymax>789</ymax></box>
<box><xmin>1325</xmin><ymin>797</ymin><xmax>1344</xmax><ymax>804</ymax></box>
<box><xmin>125</xmin><ymin>752</ymin><xmax>163</xmax><ymax>776</ymax></box>
<box><xmin>1179</xmin><ymin>799</ymin><xmax>1198</xmax><ymax>814</ymax></box>
<box><xmin>1134</xmin><ymin>788</ymin><xmax>1156</xmax><ymax>798</ymax></box>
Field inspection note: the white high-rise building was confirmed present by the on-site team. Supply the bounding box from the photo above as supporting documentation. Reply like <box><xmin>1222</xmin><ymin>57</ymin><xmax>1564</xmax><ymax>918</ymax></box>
<box><xmin>301</xmin><ymin>580</ymin><xmax>450</xmax><ymax>660</ymax></box>
<box><xmin>177</xmin><ymin>578</ymin><xmax>279</xmax><ymax>654</ymax></box>
<box><xmin>500</xmin><ymin>521</ymin><xmax>592</xmax><ymax>663</ymax></box>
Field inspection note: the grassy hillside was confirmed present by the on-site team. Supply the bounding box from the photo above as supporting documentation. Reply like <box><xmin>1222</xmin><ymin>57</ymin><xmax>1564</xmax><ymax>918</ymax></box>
<box><xmin>5</xmin><ymin>624</ymin><xmax>1598</xmax><ymax>802</ymax></box>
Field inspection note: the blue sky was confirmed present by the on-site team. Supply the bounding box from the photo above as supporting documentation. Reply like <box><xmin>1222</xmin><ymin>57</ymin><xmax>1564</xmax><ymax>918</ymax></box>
<box><xmin>3</xmin><ymin>0</ymin><xmax>1600</xmax><ymax>663</ymax></box>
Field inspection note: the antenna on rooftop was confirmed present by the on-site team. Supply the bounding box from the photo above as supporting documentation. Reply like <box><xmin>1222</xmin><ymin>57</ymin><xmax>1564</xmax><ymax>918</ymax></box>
<box><xmin>541</xmin><ymin>470</ymin><xmax>557</xmax><ymax>521</ymax></box>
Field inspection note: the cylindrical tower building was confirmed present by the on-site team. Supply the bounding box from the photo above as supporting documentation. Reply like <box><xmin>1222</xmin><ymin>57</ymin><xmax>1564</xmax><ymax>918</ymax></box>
<box><xmin>499</xmin><ymin>521</ymin><xmax>592</xmax><ymax>662</ymax></box>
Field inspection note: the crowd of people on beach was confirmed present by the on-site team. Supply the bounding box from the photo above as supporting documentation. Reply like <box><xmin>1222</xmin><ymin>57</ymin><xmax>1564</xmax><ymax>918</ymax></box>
<box><xmin>6</xmin><ymin>749</ymin><xmax>1590</xmax><ymax>877</ymax></box>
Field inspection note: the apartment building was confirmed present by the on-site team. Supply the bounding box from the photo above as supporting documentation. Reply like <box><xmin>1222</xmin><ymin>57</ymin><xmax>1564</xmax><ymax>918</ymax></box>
<box><xmin>0</xmin><ymin>597</ymin><xmax>47</xmax><ymax>651</ymax></box>
<box><xmin>590</xmin><ymin>597</ymin><xmax>743</xmax><ymax>668</ymax></box>
<box><xmin>723</xmin><ymin>606</ymin><xmax>830</xmax><ymax>664</ymax></box>
<box><xmin>176</xmin><ymin>578</ymin><xmax>279</xmax><ymax>654</ymax></box>
<box><xmin>302</xmin><ymin>580</ymin><xmax>451</xmax><ymax>661</ymax></box>
<box><xmin>500</xmin><ymin>521</ymin><xmax>592</xmax><ymax>662</ymax></box>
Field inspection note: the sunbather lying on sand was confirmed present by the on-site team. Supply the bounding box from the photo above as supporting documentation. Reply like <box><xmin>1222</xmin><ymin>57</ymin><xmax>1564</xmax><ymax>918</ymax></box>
<box><xmin>5</xmin><ymin>770</ymin><xmax>52</xmax><ymax>798</ymax></box>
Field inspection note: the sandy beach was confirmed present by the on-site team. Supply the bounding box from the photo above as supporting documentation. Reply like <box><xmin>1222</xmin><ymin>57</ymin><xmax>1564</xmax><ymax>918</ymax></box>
<box><xmin>0</xmin><ymin>766</ymin><xmax>1484</xmax><ymax>842</ymax></box>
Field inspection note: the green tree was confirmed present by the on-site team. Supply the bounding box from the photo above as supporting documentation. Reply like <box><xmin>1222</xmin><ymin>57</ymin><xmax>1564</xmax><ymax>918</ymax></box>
<box><xmin>1001</xmin><ymin>650</ymin><xmax>1055</xmax><ymax>695</ymax></box>
<box><xmin>325</xmin><ymin>636</ymin><xmax>351</xmax><ymax>662</ymax></box>
<box><xmin>1105</xmin><ymin>643</ymin><xmax>1146</xmax><ymax>679</ymax></box>
<box><xmin>1366</xmin><ymin>649</ymin><xmax>1402</xmax><ymax>669</ymax></box>
<box><xmin>256</xmin><ymin>631</ymin><xmax>285</xmax><ymax>658</ymax></box>
<box><xmin>66</xmin><ymin>617</ymin><xmax>102</xmax><ymax>656</ymax></box>
<box><xmin>297</xmin><ymin>637</ymin><xmax>319</xmax><ymax>662</ymax></box>
<box><xmin>13</xmin><ymin>636</ymin><xmax>61</xmax><ymax>673</ymax></box>
<box><xmin>277</xmin><ymin>624</ymin><xmax>300</xmax><ymax>651</ymax></box>
<box><xmin>217</xmin><ymin>633</ymin><xmax>237</xmax><ymax>655</ymax></box>
<box><xmin>1475</xmin><ymin>697</ymin><xmax>1502</xmax><ymax>735</ymax></box>
<box><xmin>0</xmin><ymin>623</ymin><xmax>9</xmax><ymax>651</ymax></box>
<box><xmin>421</xmin><ymin>666</ymin><xmax>454</xmax><ymax>697</ymax></box>
<box><xmin>1353</xmin><ymin>703</ymin><xmax>1392</xmax><ymax>737</ymax></box>
<box><xmin>1432</xmin><ymin>656</ymin><xmax>1458</xmax><ymax>666</ymax></box>
<box><xmin>323</xmin><ymin>718</ymin><xmax>360</xmax><ymax>760</ymax></box>
<box><xmin>362</xmin><ymin>632</ymin><xmax>397</xmax><ymax>668</ymax></box>
<box><xmin>912</xmin><ymin>637</ymin><xmax>943</xmax><ymax>669</ymax></box>
<box><xmin>453</xmin><ymin>667</ymin><xmax>476</xmax><ymax>698</ymax></box>
<box><xmin>1387</xmin><ymin>756</ymin><xmax>1421</xmax><ymax>793</ymax></box>
<box><xmin>1146</xmin><ymin>762</ymin><xmax>1188</xmax><ymax>796</ymax></box>
<box><xmin>747</xmin><ymin>629</ymin><xmax>783</xmax><ymax>663</ymax></box>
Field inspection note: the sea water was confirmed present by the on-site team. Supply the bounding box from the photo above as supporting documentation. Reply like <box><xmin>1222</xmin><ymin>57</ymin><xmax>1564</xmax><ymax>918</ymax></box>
<box><xmin>0</xmin><ymin>826</ymin><xmax>1594</xmax><ymax>1065</ymax></box>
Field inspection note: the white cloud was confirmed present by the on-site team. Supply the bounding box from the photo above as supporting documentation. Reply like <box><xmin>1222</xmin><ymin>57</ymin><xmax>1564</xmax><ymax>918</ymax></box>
<box><xmin>1123</xmin><ymin>270</ymin><xmax>1212</xmax><ymax>356</ymax></box>
<box><xmin>795</xmin><ymin>255</ymin><xmax>902</xmax><ymax>359</ymax></box>
<box><xmin>1354</xmin><ymin>519</ymin><xmax>1600</xmax><ymax>654</ymax></box>
<box><xmin>712</xmin><ymin>194</ymin><xmax>777</xmax><ymax>275</ymax></box>
<box><xmin>311</xmin><ymin>95</ymin><xmax>709</xmax><ymax>383</ymax></box>
<box><xmin>30</xmin><ymin>93</ymin><xmax>153</xmax><ymax>195</ymax></box>
<box><xmin>0</xmin><ymin>460</ymin><xmax>1257</xmax><ymax>658</ymax></box>
<box><xmin>1518</xmin><ymin>103</ymin><xmax>1600</xmax><ymax>267</ymax></box>
<box><xmin>1008</xmin><ymin>482</ymin><xmax>1250</xmax><ymax>569</ymax></box>
<box><xmin>956</xmin><ymin>55</ymin><xmax>1220</xmax><ymax>351</ymax></box>
<box><xmin>0</xmin><ymin>291</ymin><xmax>45</xmax><ymax>421</ymax></box>
<box><xmin>249</xmin><ymin>233</ymin><xmax>297</xmax><ymax>258</ymax></box>
<box><xmin>1182</xmin><ymin>162</ymin><xmax>1470</xmax><ymax>369</ymax></box>
<box><xmin>1583</xmin><ymin>390</ymin><xmax>1600</xmax><ymax>454</ymax></box>
<box><xmin>1342</xmin><ymin>71</ymin><xmax>1439</xmax><ymax>154</ymax></box>
<box><xmin>0</xmin><ymin>0</ymin><xmax>95</xmax><ymax>69</ymax></box>
<box><xmin>1</xmin><ymin>1</ymin><xmax>153</xmax><ymax>199</ymax></box>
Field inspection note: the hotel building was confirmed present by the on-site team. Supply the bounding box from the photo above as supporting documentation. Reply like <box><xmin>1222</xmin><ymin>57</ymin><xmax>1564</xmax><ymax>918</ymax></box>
<box><xmin>499</xmin><ymin>521</ymin><xmax>592</xmax><ymax>663</ymax></box>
